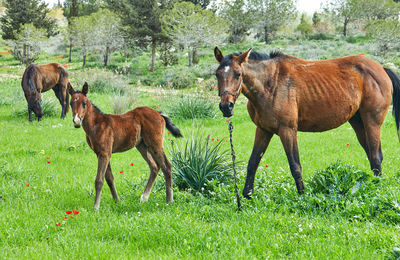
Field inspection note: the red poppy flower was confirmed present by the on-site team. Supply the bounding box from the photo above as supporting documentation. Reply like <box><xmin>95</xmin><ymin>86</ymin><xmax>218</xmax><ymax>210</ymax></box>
<box><xmin>217</xmin><ymin>139</ymin><xmax>219</xmax><ymax>141</ymax></box>
<box><xmin>56</xmin><ymin>222</ymin><xmax>61</xmax><ymax>226</ymax></box>
<box><xmin>46</xmin><ymin>156</ymin><xmax>50</xmax><ymax>159</ymax></box>
<box><xmin>346</xmin><ymin>143</ymin><xmax>349</xmax><ymax>146</ymax></box>
<box><xmin>358</xmin><ymin>53</ymin><xmax>364</xmax><ymax>56</ymax></box>
<box><xmin>65</xmin><ymin>211</ymin><xmax>72</xmax><ymax>215</ymax></box>
<box><xmin>47</xmin><ymin>161</ymin><xmax>51</xmax><ymax>164</ymax></box>
<box><xmin>225</xmin><ymin>140</ymin><xmax>228</xmax><ymax>142</ymax></box>
<box><xmin>25</xmin><ymin>183</ymin><xmax>30</xmax><ymax>187</ymax></box>
<box><xmin>168</xmin><ymin>132</ymin><xmax>171</xmax><ymax>135</ymax></box>
<box><xmin>130</xmin><ymin>163</ymin><xmax>133</xmax><ymax>166</ymax></box>
<box><xmin>120</xmin><ymin>170</ymin><xmax>123</xmax><ymax>174</ymax></box>
<box><xmin>212</xmin><ymin>138</ymin><xmax>214</xmax><ymax>141</ymax></box>
<box><xmin>63</xmin><ymin>217</ymin><xmax>68</xmax><ymax>219</ymax></box>
<box><xmin>157</xmin><ymin>104</ymin><xmax>161</xmax><ymax>107</ymax></box>
<box><xmin>70</xmin><ymin>216</ymin><xmax>74</xmax><ymax>219</ymax></box>
<box><xmin>72</xmin><ymin>210</ymin><xmax>79</xmax><ymax>215</ymax></box>
<box><xmin>150</xmin><ymin>83</ymin><xmax>153</xmax><ymax>86</ymax></box>
<box><xmin>226</xmin><ymin>120</ymin><xmax>229</xmax><ymax>122</ymax></box>
<box><xmin>266</xmin><ymin>164</ymin><xmax>268</xmax><ymax>168</ymax></box>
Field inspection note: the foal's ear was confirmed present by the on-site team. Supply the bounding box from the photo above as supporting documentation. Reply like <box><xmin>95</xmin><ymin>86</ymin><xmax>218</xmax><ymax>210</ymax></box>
<box><xmin>82</xmin><ymin>82</ymin><xmax>88</xmax><ymax>96</ymax></box>
<box><xmin>68</xmin><ymin>82</ymin><xmax>75</xmax><ymax>96</ymax></box>
<box><xmin>214</xmin><ymin>47</ymin><xmax>224</xmax><ymax>63</ymax></box>
<box><xmin>238</xmin><ymin>48</ymin><xmax>252</xmax><ymax>64</ymax></box>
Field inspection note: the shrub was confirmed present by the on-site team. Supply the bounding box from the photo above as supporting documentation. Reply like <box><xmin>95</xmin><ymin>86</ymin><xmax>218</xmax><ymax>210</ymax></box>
<box><xmin>169</xmin><ymin>134</ymin><xmax>233</xmax><ymax>194</ymax></box>
<box><xmin>69</xmin><ymin>68</ymin><xmax>129</xmax><ymax>94</ymax></box>
<box><xmin>12</xmin><ymin>98</ymin><xmax>58</xmax><ymax>118</ymax></box>
<box><xmin>165</xmin><ymin>95</ymin><xmax>217</xmax><ymax>120</ymax></box>
<box><xmin>161</xmin><ymin>66</ymin><xmax>197</xmax><ymax>89</ymax></box>
<box><xmin>109</xmin><ymin>92</ymin><xmax>137</xmax><ymax>114</ymax></box>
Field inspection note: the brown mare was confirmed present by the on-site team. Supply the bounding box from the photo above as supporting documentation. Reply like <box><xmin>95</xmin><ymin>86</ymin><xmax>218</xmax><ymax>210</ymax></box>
<box><xmin>214</xmin><ymin>47</ymin><xmax>400</xmax><ymax>198</ymax></box>
<box><xmin>68</xmin><ymin>82</ymin><xmax>182</xmax><ymax>210</ymax></box>
<box><xmin>21</xmin><ymin>63</ymin><xmax>70</xmax><ymax>121</ymax></box>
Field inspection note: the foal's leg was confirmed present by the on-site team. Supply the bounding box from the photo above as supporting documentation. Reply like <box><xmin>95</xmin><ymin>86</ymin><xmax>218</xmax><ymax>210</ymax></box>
<box><xmin>243</xmin><ymin>127</ymin><xmax>273</xmax><ymax>198</ymax></box>
<box><xmin>105</xmin><ymin>162</ymin><xmax>119</xmax><ymax>203</ymax></box>
<box><xmin>278</xmin><ymin>127</ymin><xmax>304</xmax><ymax>194</ymax></box>
<box><xmin>148</xmin><ymin>146</ymin><xmax>173</xmax><ymax>203</ymax></box>
<box><xmin>94</xmin><ymin>153</ymin><xmax>111</xmax><ymax>210</ymax></box>
<box><xmin>136</xmin><ymin>142</ymin><xmax>160</xmax><ymax>202</ymax></box>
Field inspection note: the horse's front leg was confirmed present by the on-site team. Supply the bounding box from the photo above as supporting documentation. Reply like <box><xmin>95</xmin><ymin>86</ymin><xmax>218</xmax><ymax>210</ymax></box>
<box><xmin>28</xmin><ymin>107</ymin><xmax>33</xmax><ymax>122</ymax></box>
<box><xmin>243</xmin><ymin>127</ymin><xmax>273</xmax><ymax>199</ymax></box>
<box><xmin>94</xmin><ymin>152</ymin><xmax>111</xmax><ymax>210</ymax></box>
<box><xmin>278</xmin><ymin>127</ymin><xmax>304</xmax><ymax>194</ymax></box>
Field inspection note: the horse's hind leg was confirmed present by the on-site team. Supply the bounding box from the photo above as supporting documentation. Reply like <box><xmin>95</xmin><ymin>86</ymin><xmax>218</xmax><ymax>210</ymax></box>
<box><xmin>349</xmin><ymin>112</ymin><xmax>370</xmax><ymax>157</ymax></box>
<box><xmin>147</xmin><ymin>145</ymin><xmax>173</xmax><ymax>203</ymax></box>
<box><xmin>363</xmin><ymin>122</ymin><xmax>383</xmax><ymax>176</ymax></box>
<box><xmin>136</xmin><ymin>142</ymin><xmax>160</xmax><ymax>202</ymax></box>
<box><xmin>279</xmin><ymin>127</ymin><xmax>305</xmax><ymax>194</ymax></box>
<box><xmin>52</xmin><ymin>84</ymin><xmax>65</xmax><ymax>119</ymax></box>
<box><xmin>105</xmin><ymin>162</ymin><xmax>119</xmax><ymax>203</ymax></box>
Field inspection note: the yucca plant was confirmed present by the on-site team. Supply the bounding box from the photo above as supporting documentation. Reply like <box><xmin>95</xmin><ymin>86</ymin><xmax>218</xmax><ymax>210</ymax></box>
<box><xmin>169</xmin><ymin>134</ymin><xmax>233</xmax><ymax>193</ymax></box>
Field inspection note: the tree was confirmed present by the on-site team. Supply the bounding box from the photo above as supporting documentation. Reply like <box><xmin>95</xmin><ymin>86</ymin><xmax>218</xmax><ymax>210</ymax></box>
<box><xmin>218</xmin><ymin>0</ymin><xmax>253</xmax><ymax>43</ymax></box>
<box><xmin>358</xmin><ymin>0</ymin><xmax>400</xmax><ymax>20</ymax></box>
<box><xmin>107</xmin><ymin>0</ymin><xmax>171</xmax><ymax>72</ymax></box>
<box><xmin>9</xmin><ymin>23</ymin><xmax>48</xmax><ymax>64</ymax></box>
<box><xmin>327</xmin><ymin>0</ymin><xmax>361</xmax><ymax>37</ymax></box>
<box><xmin>250</xmin><ymin>0</ymin><xmax>297</xmax><ymax>43</ymax></box>
<box><xmin>70</xmin><ymin>15</ymin><xmax>94</xmax><ymax>67</ymax></box>
<box><xmin>367</xmin><ymin>19</ymin><xmax>400</xmax><ymax>57</ymax></box>
<box><xmin>162</xmin><ymin>2</ymin><xmax>227</xmax><ymax>67</ymax></box>
<box><xmin>1</xmin><ymin>0</ymin><xmax>56</xmax><ymax>40</ymax></box>
<box><xmin>63</xmin><ymin>0</ymin><xmax>102</xmax><ymax>18</ymax></box>
<box><xmin>92</xmin><ymin>9</ymin><xmax>123</xmax><ymax>67</ymax></box>
<box><xmin>296</xmin><ymin>13</ymin><xmax>312</xmax><ymax>35</ymax></box>
<box><xmin>312</xmin><ymin>12</ymin><xmax>321</xmax><ymax>26</ymax></box>
<box><xmin>183</xmin><ymin>0</ymin><xmax>210</xmax><ymax>9</ymax></box>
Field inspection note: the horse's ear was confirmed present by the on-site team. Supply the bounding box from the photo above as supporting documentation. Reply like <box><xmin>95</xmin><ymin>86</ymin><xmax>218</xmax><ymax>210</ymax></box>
<box><xmin>214</xmin><ymin>47</ymin><xmax>224</xmax><ymax>63</ymax></box>
<box><xmin>68</xmin><ymin>82</ymin><xmax>75</xmax><ymax>96</ymax></box>
<box><xmin>238</xmin><ymin>48</ymin><xmax>252</xmax><ymax>64</ymax></box>
<box><xmin>82</xmin><ymin>82</ymin><xmax>88</xmax><ymax>96</ymax></box>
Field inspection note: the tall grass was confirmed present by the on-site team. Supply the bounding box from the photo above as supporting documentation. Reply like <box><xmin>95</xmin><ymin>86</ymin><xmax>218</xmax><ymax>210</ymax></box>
<box><xmin>165</xmin><ymin>95</ymin><xmax>217</xmax><ymax>120</ymax></box>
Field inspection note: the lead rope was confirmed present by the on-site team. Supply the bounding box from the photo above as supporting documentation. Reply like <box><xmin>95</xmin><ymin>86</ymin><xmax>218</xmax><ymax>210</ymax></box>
<box><xmin>228</xmin><ymin>118</ymin><xmax>242</xmax><ymax>212</ymax></box>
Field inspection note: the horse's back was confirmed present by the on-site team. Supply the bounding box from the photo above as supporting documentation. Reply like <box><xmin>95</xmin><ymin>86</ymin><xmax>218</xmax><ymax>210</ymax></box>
<box><xmin>277</xmin><ymin>56</ymin><xmax>392</xmax><ymax>131</ymax></box>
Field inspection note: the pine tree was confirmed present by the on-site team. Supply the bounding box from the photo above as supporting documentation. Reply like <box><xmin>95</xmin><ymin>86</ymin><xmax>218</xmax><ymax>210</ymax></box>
<box><xmin>1</xmin><ymin>0</ymin><xmax>56</xmax><ymax>40</ymax></box>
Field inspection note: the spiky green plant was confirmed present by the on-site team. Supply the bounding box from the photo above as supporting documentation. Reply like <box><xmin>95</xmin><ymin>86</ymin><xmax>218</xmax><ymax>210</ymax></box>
<box><xmin>166</xmin><ymin>95</ymin><xmax>217</xmax><ymax>120</ymax></box>
<box><xmin>170</xmin><ymin>134</ymin><xmax>232</xmax><ymax>193</ymax></box>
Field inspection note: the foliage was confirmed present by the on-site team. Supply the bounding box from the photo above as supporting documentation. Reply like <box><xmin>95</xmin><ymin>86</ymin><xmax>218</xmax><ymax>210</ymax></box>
<box><xmin>367</xmin><ymin>19</ymin><xmax>400</xmax><ymax>57</ymax></box>
<box><xmin>218</xmin><ymin>0</ymin><xmax>253</xmax><ymax>43</ymax></box>
<box><xmin>9</xmin><ymin>24</ymin><xmax>48</xmax><ymax>64</ymax></box>
<box><xmin>0</xmin><ymin>0</ymin><xmax>56</xmax><ymax>40</ymax></box>
<box><xmin>161</xmin><ymin>1</ymin><xmax>227</xmax><ymax>67</ymax></box>
<box><xmin>296</xmin><ymin>14</ymin><xmax>313</xmax><ymax>35</ymax></box>
<box><xmin>109</xmin><ymin>91</ymin><xmax>137</xmax><ymax>114</ymax></box>
<box><xmin>170</xmin><ymin>133</ymin><xmax>232</xmax><ymax>193</ymax></box>
<box><xmin>70</xmin><ymin>68</ymin><xmax>129</xmax><ymax>94</ymax></box>
<box><xmin>161</xmin><ymin>66</ymin><xmax>198</xmax><ymax>89</ymax></box>
<box><xmin>249</xmin><ymin>0</ymin><xmax>297</xmax><ymax>43</ymax></box>
<box><xmin>70</xmin><ymin>15</ymin><xmax>95</xmax><ymax>67</ymax></box>
<box><xmin>63</xmin><ymin>0</ymin><xmax>102</xmax><ymax>18</ymax></box>
<box><xmin>165</xmin><ymin>95</ymin><xmax>217</xmax><ymax>119</ymax></box>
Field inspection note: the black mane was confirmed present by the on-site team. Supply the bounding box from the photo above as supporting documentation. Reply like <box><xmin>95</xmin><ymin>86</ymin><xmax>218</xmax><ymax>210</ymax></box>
<box><xmin>220</xmin><ymin>50</ymin><xmax>285</xmax><ymax>67</ymax></box>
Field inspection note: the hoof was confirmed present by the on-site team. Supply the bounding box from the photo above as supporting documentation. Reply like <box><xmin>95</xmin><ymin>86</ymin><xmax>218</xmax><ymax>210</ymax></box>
<box><xmin>140</xmin><ymin>195</ymin><xmax>148</xmax><ymax>203</ymax></box>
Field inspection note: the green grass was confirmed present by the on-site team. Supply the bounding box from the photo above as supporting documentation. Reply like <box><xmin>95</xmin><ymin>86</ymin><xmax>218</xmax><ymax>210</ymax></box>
<box><xmin>1</xmin><ymin>39</ymin><xmax>400</xmax><ymax>258</ymax></box>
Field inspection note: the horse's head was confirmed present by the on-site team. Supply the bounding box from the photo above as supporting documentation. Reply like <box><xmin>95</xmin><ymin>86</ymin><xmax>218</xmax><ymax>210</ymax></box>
<box><xmin>68</xmin><ymin>82</ymin><xmax>89</xmax><ymax>128</ymax></box>
<box><xmin>25</xmin><ymin>90</ymin><xmax>43</xmax><ymax>120</ymax></box>
<box><xmin>214</xmin><ymin>47</ymin><xmax>251</xmax><ymax>117</ymax></box>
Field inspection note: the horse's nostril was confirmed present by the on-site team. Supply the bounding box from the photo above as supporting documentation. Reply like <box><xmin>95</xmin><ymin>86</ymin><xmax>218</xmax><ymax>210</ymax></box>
<box><xmin>228</xmin><ymin>102</ymin><xmax>234</xmax><ymax>110</ymax></box>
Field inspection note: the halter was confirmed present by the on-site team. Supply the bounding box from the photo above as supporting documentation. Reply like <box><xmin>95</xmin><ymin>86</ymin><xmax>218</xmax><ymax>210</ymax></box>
<box><xmin>219</xmin><ymin>76</ymin><xmax>243</xmax><ymax>98</ymax></box>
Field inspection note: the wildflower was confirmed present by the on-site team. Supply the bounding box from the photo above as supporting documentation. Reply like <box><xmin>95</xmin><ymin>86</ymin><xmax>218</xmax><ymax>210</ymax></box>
<box><xmin>56</xmin><ymin>223</ymin><xmax>61</xmax><ymax>226</ymax></box>
<box><xmin>65</xmin><ymin>211</ymin><xmax>72</xmax><ymax>215</ymax></box>
<box><xmin>72</xmin><ymin>210</ymin><xmax>79</xmax><ymax>215</ymax></box>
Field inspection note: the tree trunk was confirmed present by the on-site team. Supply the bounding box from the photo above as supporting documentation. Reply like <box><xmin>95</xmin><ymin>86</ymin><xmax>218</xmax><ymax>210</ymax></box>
<box><xmin>343</xmin><ymin>18</ymin><xmax>348</xmax><ymax>37</ymax></box>
<box><xmin>23</xmin><ymin>44</ymin><xmax>27</xmax><ymax>64</ymax></box>
<box><xmin>187</xmin><ymin>48</ymin><xmax>192</xmax><ymax>67</ymax></box>
<box><xmin>68</xmin><ymin>43</ymin><xmax>72</xmax><ymax>63</ymax></box>
<box><xmin>83</xmin><ymin>54</ymin><xmax>86</xmax><ymax>68</ymax></box>
<box><xmin>150</xmin><ymin>41</ymin><xmax>156</xmax><ymax>72</ymax></box>
<box><xmin>104</xmin><ymin>46</ymin><xmax>109</xmax><ymax>67</ymax></box>
<box><xmin>192</xmin><ymin>47</ymin><xmax>198</xmax><ymax>65</ymax></box>
<box><xmin>264</xmin><ymin>27</ymin><xmax>270</xmax><ymax>44</ymax></box>
<box><xmin>123</xmin><ymin>40</ymin><xmax>128</xmax><ymax>59</ymax></box>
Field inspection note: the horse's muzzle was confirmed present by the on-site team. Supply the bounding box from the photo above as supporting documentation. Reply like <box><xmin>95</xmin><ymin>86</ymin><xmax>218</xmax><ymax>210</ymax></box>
<box><xmin>219</xmin><ymin>102</ymin><xmax>234</xmax><ymax>117</ymax></box>
<box><xmin>73</xmin><ymin>115</ymin><xmax>82</xmax><ymax>128</ymax></box>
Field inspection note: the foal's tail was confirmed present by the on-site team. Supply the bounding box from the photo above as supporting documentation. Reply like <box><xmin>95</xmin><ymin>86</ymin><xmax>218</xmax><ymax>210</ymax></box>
<box><xmin>158</xmin><ymin>111</ymin><xmax>183</xmax><ymax>138</ymax></box>
<box><xmin>384</xmin><ymin>67</ymin><xmax>400</xmax><ymax>140</ymax></box>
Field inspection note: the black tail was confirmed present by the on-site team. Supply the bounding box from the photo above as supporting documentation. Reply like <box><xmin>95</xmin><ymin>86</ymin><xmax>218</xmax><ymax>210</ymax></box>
<box><xmin>158</xmin><ymin>111</ymin><xmax>183</xmax><ymax>138</ymax></box>
<box><xmin>384</xmin><ymin>67</ymin><xmax>400</xmax><ymax>140</ymax></box>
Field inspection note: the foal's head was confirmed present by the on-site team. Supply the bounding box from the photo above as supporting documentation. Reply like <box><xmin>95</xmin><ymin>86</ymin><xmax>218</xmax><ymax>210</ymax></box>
<box><xmin>214</xmin><ymin>47</ymin><xmax>251</xmax><ymax>117</ymax></box>
<box><xmin>68</xmin><ymin>82</ymin><xmax>89</xmax><ymax>128</ymax></box>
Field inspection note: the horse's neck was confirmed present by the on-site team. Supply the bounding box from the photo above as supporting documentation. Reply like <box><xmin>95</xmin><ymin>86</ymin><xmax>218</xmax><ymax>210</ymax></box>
<box><xmin>82</xmin><ymin>102</ymin><xmax>103</xmax><ymax>131</ymax></box>
<box><xmin>242</xmin><ymin>61</ymin><xmax>277</xmax><ymax>102</ymax></box>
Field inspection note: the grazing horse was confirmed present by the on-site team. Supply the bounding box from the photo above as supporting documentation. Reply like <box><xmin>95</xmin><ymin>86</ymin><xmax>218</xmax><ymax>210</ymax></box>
<box><xmin>68</xmin><ymin>82</ymin><xmax>182</xmax><ymax>210</ymax></box>
<box><xmin>21</xmin><ymin>63</ymin><xmax>70</xmax><ymax>121</ymax></box>
<box><xmin>214</xmin><ymin>47</ymin><xmax>400</xmax><ymax>197</ymax></box>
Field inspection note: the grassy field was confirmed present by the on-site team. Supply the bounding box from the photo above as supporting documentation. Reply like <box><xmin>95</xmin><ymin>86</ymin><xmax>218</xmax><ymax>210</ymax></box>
<box><xmin>1</xmin><ymin>39</ymin><xmax>400</xmax><ymax>258</ymax></box>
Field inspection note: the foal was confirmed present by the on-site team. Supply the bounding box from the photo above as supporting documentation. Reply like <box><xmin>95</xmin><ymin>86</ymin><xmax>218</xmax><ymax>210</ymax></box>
<box><xmin>69</xmin><ymin>82</ymin><xmax>182</xmax><ymax>210</ymax></box>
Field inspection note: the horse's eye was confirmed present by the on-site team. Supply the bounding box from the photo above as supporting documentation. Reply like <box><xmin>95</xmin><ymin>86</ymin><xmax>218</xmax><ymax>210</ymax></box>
<box><xmin>82</xmin><ymin>101</ymin><xmax>87</xmax><ymax>108</ymax></box>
